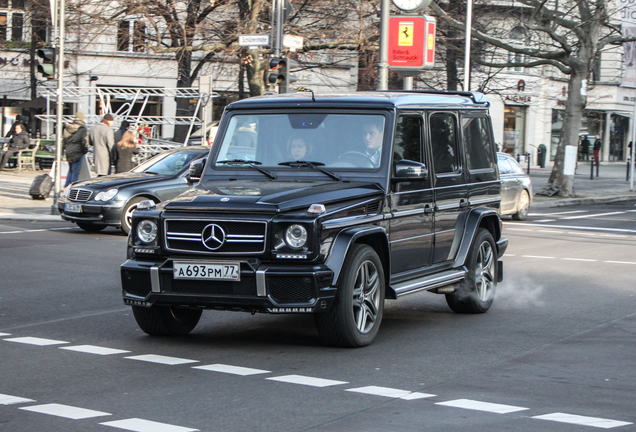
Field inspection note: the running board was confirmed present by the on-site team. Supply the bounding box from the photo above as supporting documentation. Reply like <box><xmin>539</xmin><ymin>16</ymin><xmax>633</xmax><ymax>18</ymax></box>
<box><xmin>391</xmin><ymin>269</ymin><xmax>466</xmax><ymax>297</ymax></box>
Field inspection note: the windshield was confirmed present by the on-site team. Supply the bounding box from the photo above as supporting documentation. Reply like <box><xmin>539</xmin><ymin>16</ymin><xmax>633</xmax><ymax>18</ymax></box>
<box><xmin>132</xmin><ymin>149</ymin><xmax>205</xmax><ymax>175</ymax></box>
<box><xmin>213</xmin><ymin>113</ymin><xmax>386</xmax><ymax>169</ymax></box>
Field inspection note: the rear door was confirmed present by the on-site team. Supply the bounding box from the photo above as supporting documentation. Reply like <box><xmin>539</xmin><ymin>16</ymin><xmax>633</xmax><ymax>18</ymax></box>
<box><xmin>428</xmin><ymin>112</ymin><xmax>467</xmax><ymax>264</ymax></box>
<box><xmin>463</xmin><ymin>114</ymin><xmax>499</xmax><ymax>210</ymax></box>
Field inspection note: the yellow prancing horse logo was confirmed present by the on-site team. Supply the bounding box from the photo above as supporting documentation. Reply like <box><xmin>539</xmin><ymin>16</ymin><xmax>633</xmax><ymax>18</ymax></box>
<box><xmin>398</xmin><ymin>22</ymin><xmax>414</xmax><ymax>46</ymax></box>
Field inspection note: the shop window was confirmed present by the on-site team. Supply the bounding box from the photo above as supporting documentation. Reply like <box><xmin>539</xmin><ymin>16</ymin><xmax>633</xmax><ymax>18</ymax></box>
<box><xmin>11</xmin><ymin>12</ymin><xmax>22</xmax><ymax>41</ymax></box>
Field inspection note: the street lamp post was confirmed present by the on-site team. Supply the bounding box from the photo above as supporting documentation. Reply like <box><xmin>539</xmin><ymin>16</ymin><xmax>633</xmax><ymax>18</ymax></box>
<box><xmin>463</xmin><ymin>0</ymin><xmax>473</xmax><ymax>91</ymax></box>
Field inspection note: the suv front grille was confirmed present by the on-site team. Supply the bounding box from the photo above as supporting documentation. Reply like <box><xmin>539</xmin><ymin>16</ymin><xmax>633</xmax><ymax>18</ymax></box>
<box><xmin>165</xmin><ymin>219</ymin><xmax>267</xmax><ymax>254</ymax></box>
<box><xmin>69</xmin><ymin>188</ymin><xmax>92</xmax><ymax>202</ymax></box>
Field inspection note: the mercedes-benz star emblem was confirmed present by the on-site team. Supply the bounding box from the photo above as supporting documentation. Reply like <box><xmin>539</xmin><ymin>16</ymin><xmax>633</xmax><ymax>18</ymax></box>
<box><xmin>201</xmin><ymin>224</ymin><xmax>226</xmax><ymax>250</ymax></box>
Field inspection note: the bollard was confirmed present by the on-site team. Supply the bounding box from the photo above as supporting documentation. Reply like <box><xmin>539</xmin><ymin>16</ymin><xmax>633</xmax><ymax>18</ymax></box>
<box><xmin>596</xmin><ymin>157</ymin><xmax>599</xmax><ymax>177</ymax></box>
<box><xmin>590</xmin><ymin>158</ymin><xmax>594</xmax><ymax>180</ymax></box>
<box><xmin>526</xmin><ymin>152</ymin><xmax>531</xmax><ymax>175</ymax></box>
<box><xmin>627</xmin><ymin>158</ymin><xmax>631</xmax><ymax>181</ymax></box>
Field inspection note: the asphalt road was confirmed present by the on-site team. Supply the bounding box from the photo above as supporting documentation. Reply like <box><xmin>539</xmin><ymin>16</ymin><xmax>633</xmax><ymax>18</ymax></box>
<box><xmin>1</xmin><ymin>202</ymin><xmax>636</xmax><ymax>432</ymax></box>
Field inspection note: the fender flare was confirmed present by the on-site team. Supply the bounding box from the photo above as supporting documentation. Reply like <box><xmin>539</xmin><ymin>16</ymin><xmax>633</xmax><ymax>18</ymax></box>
<box><xmin>324</xmin><ymin>225</ymin><xmax>390</xmax><ymax>287</ymax></box>
<box><xmin>452</xmin><ymin>208</ymin><xmax>502</xmax><ymax>268</ymax></box>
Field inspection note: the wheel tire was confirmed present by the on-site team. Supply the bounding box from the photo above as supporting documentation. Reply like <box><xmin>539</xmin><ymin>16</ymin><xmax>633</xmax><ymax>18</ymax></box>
<box><xmin>120</xmin><ymin>197</ymin><xmax>147</xmax><ymax>235</ymax></box>
<box><xmin>132</xmin><ymin>306</ymin><xmax>202</xmax><ymax>336</ymax></box>
<box><xmin>512</xmin><ymin>190</ymin><xmax>530</xmax><ymax>221</ymax></box>
<box><xmin>445</xmin><ymin>228</ymin><xmax>497</xmax><ymax>314</ymax></box>
<box><xmin>315</xmin><ymin>244</ymin><xmax>385</xmax><ymax>347</ymax></box>
<box><xmin>76</xmin><ymin>222</ymin><xmax>106</xmax><ymax>233</ymax></box>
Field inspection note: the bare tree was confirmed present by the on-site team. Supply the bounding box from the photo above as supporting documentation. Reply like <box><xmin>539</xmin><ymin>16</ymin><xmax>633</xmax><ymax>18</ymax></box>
<box><xmin>430</xmin><ymin>0</ymin><xmax>636</xmax><ymax>196</ymax></box>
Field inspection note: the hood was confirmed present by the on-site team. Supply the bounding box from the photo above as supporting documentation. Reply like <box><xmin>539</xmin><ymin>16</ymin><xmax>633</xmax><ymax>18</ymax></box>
<box><xmin>163</xmin><ymin>179</ymin><xmax>384</xmax><ymax>213</ymax></box>
<box><xmin>71</xmin><ymin>172</ymin><xmax>170</xmax><ymax>190</ymax></box>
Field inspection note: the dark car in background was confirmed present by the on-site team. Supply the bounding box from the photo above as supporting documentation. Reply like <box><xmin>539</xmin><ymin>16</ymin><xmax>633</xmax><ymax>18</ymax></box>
<box><xmin>497</xmin><ymin>152</ymin><xmax>533</xmax><ymax>220</ymax></box>
<box><xmin>58</xmin><ymin>146</ymin><xmax>209</xmax><ymax>234</ymax></box>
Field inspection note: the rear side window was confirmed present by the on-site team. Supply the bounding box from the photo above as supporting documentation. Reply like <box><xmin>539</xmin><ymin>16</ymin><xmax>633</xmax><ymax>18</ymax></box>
<box><xmin>463</xmin><ymin>117</ymin><xmax>494</xmax><ymax>171</ymax></box>
<box><xmin>430</xmin><ymin>113</ymin><xmax>459</xmax><ymax>174</ymax></box>
<box><xmin>393</xmin><ymin>115</ymin><xmax>423</xmax><ymax>165</ymax></box>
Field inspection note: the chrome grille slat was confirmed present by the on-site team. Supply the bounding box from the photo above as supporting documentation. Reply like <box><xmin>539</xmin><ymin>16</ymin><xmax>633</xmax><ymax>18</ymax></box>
<box><xmin>69</xmin><ymin>188</ymin><xmax>93</xmax><ymax>202</ymax></box>
<box><xmin>165</xmin><ymin>219</ymin><xmax>267</xmax><ymax>254</ymax></box>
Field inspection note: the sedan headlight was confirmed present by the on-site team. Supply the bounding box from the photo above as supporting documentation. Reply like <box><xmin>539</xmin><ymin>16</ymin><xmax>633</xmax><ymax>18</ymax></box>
<box><xmin>137</xmin><ymin>220</ymin><xmax>158</xmax><ymax>244</ymax></box>
<box><xmin>95</xmin><ymin>188</ymin><xmax>118</xmax><ymax>201</ymax></box>
<box><xmin>62</xmin><ymin>186</ymin><xmax>70</xmax><ymax>199</ymax></box>
<box><xmin>285</xmin><ymin>224</ymin><xmax>307</xmax><ymax>249</ymax></box>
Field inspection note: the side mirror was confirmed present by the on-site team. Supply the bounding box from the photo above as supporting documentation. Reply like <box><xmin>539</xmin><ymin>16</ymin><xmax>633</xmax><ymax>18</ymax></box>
<box><xmin>186</xmin><ymin>157</ymin><xmax>206</xmax><ymax>185</ymax></box>
<box><xmin>393</xmin><ymin>159</ymin><xmax>428</xmax><ymax>180</ymax></box>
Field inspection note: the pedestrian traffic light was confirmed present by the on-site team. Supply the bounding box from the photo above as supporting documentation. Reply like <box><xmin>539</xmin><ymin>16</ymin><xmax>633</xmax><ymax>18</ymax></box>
<box><xmin>36</xmin><ymin>48</ymin><xmax>55</xmax><ymax>79</ymax></box>
<box><xmin>277</xmin><ymin>57</ymin><xmax>298</xmax><ymax>94</ymax></box>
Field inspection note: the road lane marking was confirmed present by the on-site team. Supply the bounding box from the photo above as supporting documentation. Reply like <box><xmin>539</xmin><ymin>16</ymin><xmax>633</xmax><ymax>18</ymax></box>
<box><xmin>529</xmin><ymin>210</ymin><xmax>588</xmax><ymax>216</ymax></box>
<box><xmin>193</xmin><ymin>364</ymin><xmax>270</xmax><ymax>376</ymax></box>
<box><xmin>600</xmin><ymin>234</ymin><xmax>627</xmax><ymax>238</ymax></box>
<box><xmin>266</xmin><ymin>374</ymin><xmax>348</xmax><ymax>387</ymax></box>
<box><xmin>538</xmin><ymin>230</ymin><xmax>564</xmax><ymax>233</ymax></box>
<box><xmin>505</xmin><ymin>223</ymin><xmax>636</xmax><ymax>234</ymax></box>
<box><xmin>533</xmin><ymin>219</ymin><xmax>557</xmax><ymax>223</ymax></box>
<box><xmin>0</xmin><ymin>332</ymin><xmax>11</xmax><ymax>336</ymax></box>
<box><xmin>435</xmin><ymin>399</ymin><xmax>529</xmax><ymax>414</ymax></box>
<box><xmin>125</xmin><ymin>354</ymin><xmax>199</xmax><ymax>365</ymax></box>
<box><xmin>560</xmin><ymin>212</ymin><xmax>626</xmax><ymax>220</ymax></box>
<box><xmin>345</xmin><ymin>386</ymin><xmax>435</xmax><ymax>399</ymax></box>
<box><xmin>60</xmin><ymin>345</ymin><xmax>131</xmax><ymax>355</ymax></box>
<box><xmin>100</xmin><ymin>418</ymin><xmax>199</xmax><ymax>432</ymax></box>
<box><xmin>532</xmin><ymin>413</ymin><xmax>633</xmax><ymax>429</ymax></box>
<box><xmin>4</xmin><ymin>337</ymin><xmax>68</xmax><ymax>346</ymax></box>
<box><xmin>522</xmin><ymin>255</ymin><xmax>555</xmax><ymax>259</ymax></box>
<box><xmin>20</xmin><ymin>403</ymin><xmax>111</xmax><ymax>419</ymax></box>
<box><xmin>0</xmin><ymin>394</ymin><xmax>34</xmax><ymax>405</ymax></box>
<box><xmin>604</xmin><ymin>261</ymin><xmax>636</xmax><ymax>265</ymax></box>
<box><xmin>0</xmin><ymin>227</ymin><xmax>74</xmax><ymax>234</ymax></box>
<box><xmin>562</xmin><ymin>258</ymin><xmax>598</xmax><ymax>262</ymax></box>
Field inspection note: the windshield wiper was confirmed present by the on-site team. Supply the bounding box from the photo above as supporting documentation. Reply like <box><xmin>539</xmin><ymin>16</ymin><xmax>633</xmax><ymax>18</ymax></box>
<box><xmin>143</xmin><ymin>171</ymin><xmax>160</xmax><ymax>175</ymax></box>
<box><xmin>217</xmin><ymin>159</ymin><xmax>277</xmax><ymax>179</ymax></box>
<box><xmin>279</xmin><ymin>160</ymin><xmax>341</xmax><ymax>181</ymax></box>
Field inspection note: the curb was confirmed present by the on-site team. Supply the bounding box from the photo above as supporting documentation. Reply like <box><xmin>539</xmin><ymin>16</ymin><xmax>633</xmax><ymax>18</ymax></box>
<box><xmin>530</xmin><ymin>194</ymin><xmax>636</xmax><ymax>209</ymax></box>
<box><xmin>0</xmin><ymin>213</ymin><xmax>64</xmax><ymax>222</ymax></box>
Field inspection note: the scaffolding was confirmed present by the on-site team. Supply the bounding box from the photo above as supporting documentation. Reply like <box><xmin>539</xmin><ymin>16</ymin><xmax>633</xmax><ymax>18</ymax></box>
<box><xmin>36</xmin><ymin>86</ymin><xmax>217</xmax><ymax>148</ymax></box>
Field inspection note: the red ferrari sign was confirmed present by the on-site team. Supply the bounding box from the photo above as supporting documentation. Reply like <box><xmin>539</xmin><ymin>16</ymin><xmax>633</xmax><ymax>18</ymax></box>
<box><xmin>388</xmin><ymin>15</ymin><xmax>436</xmax><ymax>70</ymax></box>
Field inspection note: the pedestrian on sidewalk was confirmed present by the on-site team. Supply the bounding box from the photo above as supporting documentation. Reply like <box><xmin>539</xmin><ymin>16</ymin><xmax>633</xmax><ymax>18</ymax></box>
<box><xmin>113</xmin><ymin>130</ymin><xmax>139</xmax><ymax>173</ymax></box>
<box><xmin>4</xmin><ymin>115</ymin><xmax>29</xmax><ymax>138</ymax></box>
<box><xmin>0</xmin><ymin>123</ymin><xmax>29</xmax><ymax>171</ymax></box>
<box><xmin>593</xmin><ymin>136</ymin><xmax>601</xmax><ymax>165</ymax></box>
<box><xmin>88</xmin><ymin>113</ymin><xmax>115</xmax><ymax>176</ymax></box>
<box><xmin>63</xmin><ymin>112</ymin><xmax>88</xmax><ymax>186</ymax></box>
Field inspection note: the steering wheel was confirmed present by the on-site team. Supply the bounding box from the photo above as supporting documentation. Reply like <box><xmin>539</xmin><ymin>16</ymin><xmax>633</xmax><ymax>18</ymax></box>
<box><xmin>337</xmin><ymin>151</ymin><xmax>374</xmax><ymax>168</ymax></box>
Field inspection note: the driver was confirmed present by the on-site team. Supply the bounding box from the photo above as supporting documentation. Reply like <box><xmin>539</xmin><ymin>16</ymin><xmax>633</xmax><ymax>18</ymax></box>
<box><xmin>362</xmin><ymin>117</ymin><xmax>384</xmax><ymax>166</ymax></box>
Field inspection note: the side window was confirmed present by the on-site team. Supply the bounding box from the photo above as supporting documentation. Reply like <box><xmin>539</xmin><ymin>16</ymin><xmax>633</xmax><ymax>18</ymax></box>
<box><xmin>497</xmin><ymin>157</ymin><xmax>512</xmax><ymax>174</ymax></box>
<box><xmin>430</xmin><ymin>113</ymin><xmax>459</xmax><ymax>174</ymax></box>
<box><xmin>463</xmin><ymin>116</ymin><xmax>494</xmax><ymax>171</ymax></box>
<box><xmin>393</xmin><ymin>115</ymin><xmax>423</xmax><ymax>168</ymax></box>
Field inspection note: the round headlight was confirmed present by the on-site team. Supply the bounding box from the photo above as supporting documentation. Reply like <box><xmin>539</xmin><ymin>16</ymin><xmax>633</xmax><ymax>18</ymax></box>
<box><xmin>95</xmin><ymin>188</ymin><xmax>118</xmax><ymax>201</ymax></box>
<box><xmin>62</xmin><ymin>186</ymin><xmax>70</xmax><ymax>198</ymax></box>
<box><xmin>285</xmin><ymin>224</ymin><xmax>307</xmax><ymax>249</ymax></box>
<box><xmin>137</xmin><ymin>220</ymin><xmax>158</xmax><ymax>244</ymax></box>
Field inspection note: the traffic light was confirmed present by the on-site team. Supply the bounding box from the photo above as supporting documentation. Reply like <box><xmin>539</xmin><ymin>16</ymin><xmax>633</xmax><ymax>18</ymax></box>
<box><xmin>37</xmin><ymin>48</ymin><xmax>55</xmax><ymax>79</ymax></box>
<box><xmin>265</xmin><ymin>57</ymin><xmax>299</xmax><ymax>94</ymax></box>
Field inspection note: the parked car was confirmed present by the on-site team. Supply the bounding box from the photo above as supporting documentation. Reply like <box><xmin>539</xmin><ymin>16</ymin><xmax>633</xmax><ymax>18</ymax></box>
<box><xmin>497</xmin><ymin>152</ymin><xmax>533</xmax><ymax>220</ymax></box>
<box><xmin>58</xmin><ymin>146</ymin><xmax>209</xmax><ymax>234</ymax></box>
<box><xmin>122</xmin><ymin>91</ymin><xmax>508</xmax><ymax>347</ymax></box>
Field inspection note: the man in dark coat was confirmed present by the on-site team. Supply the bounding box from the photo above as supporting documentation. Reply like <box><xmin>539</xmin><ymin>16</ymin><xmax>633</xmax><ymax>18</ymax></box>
<box><xmin>0</xmin><ymin>123</ymin><xmax>30</xmax><ymax>171</ymax></box>
<box><xmin>63</xmin><ymin>112</ymin><xmax>88</xmax><ymax>186</ymax></box>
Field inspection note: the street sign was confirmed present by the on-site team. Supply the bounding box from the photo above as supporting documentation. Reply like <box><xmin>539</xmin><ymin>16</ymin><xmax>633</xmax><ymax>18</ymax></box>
<box><xmin>238</xmin><ymin>34</ymin><xmax>270</xmax><ymax>47</ymax></box>
<box><xmin>388</xmin><ymin>15</ymin><xmax>436</xmax><ymax>70</ymax></box>
<box><xmin>283</xmin><ymin>34</ymin><xmax>304</xmax><ymax>51</ymax></box>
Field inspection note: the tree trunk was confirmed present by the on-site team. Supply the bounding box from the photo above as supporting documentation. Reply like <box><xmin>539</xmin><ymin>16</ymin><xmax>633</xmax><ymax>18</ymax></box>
<box><xmin>173</xmin><ymin>51</ymin><xmax>193</xmax><ymax>143</ymax></box>
<box><xmin>549</xmin><ymin>70</ymin><xmax>588</xmax><ymax>197</ymax></box>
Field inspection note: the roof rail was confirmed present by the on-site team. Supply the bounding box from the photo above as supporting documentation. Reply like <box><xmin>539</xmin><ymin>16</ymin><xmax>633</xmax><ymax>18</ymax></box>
<box><xmin>379</xmin><ymin>90</ymin><xmax>488</xmax><ymax>104</ymax></box>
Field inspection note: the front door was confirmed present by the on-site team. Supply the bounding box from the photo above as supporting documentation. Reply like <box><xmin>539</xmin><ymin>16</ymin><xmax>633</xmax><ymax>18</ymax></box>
<box><xmin>389</xmin><ymin>114</ymin><xmax>434</xmax><ymax>275</ymax></box>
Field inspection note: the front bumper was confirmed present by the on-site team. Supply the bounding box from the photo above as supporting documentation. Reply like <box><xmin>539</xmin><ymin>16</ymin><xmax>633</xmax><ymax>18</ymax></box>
<box><xmin>121</xmin><ymin>258</ymin><xmax>336</xmax><ymax>313</ymax></box>
<box><xmin>58</xmin><ymin>201</ymin><xmax>123</xmax><ymax>227</ymax></box>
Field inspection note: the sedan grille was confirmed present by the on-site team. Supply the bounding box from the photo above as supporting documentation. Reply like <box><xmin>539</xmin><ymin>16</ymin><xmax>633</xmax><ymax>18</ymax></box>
<box><xmin>69</xmin><ymin>188</ymin><xmax>93</xmax><ymax>202</ymax></box>
<box><xmin>165</xmin><ymin>219</ymin><xmax>267</xmax><ymax>254</ymax></box>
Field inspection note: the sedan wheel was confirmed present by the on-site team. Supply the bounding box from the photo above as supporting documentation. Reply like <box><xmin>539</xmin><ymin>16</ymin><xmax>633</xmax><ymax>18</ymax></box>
<box><xmin>120</xmin><ymin>197</ymin><xmax>148</xmax><ymax>234</ymax></box>
<box><xmin>512</xmin><ymin>189</ymin><xmax>530</xmax><ymax>221</ymax></box>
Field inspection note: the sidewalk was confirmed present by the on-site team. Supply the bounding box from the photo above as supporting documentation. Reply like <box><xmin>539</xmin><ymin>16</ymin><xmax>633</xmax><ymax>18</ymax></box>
<box><xmin>1</xmin><ymin>161</ymin><xmax>636</xmax><ymax>222</ymax></box>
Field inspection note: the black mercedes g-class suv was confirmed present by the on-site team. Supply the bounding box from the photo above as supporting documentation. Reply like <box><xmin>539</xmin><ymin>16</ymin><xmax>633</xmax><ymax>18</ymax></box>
<box><xmin>121</xmin><ymin>91</ymin><xmax>507</xmax><ymax>347</ymax></box>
